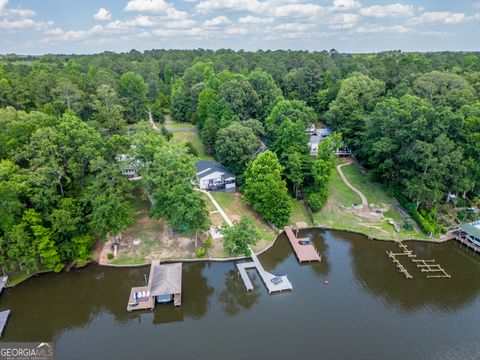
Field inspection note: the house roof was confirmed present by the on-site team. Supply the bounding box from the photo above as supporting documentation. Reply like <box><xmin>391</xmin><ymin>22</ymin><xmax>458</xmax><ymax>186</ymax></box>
<box><xmin>308</xmin><ymin>135</ymin><xmax>322</xmax><ymax>146</ymax></box>
<box><xmin>460</xmin><ymin>222</ymin><xmax>480</xmax><ymax>239</ymax></box>
<box><xmin>195</xmin><ymin>160</ymin><xmax>235</xmax><ymax>180</ymax></box>
<box><xmin>148</xmin><ymin>262</ymin><xmax>182</xmax><ymax>296</ymax></box>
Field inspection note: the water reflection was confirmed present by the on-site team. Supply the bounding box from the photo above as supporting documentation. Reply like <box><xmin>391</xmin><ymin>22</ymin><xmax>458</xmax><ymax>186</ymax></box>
<box><xmin>218</xmin><ymin>264</ymin><xmax>261</xmax><ymax>316</ymax></box>
<box><xmin>1</xmin><ymin>229</ymin><xmax>480</xmax><ymax>360</ymax></box>
<box><xmin>343</xmin><ymin>231</ymin><xmax>480</xmax><ymax>313</ymax></box>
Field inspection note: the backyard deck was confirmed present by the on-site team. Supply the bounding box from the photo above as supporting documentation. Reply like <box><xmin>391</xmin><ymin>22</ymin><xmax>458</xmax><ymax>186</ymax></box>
<box><xmin>284</xmin><ymin>227</ymin><xmax>321</xmax><ymax>263</ymax></box>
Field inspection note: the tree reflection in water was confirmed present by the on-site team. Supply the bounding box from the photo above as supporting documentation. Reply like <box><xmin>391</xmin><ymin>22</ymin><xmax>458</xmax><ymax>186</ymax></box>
<box><xmin>343</xmin><ymin>231</ymin><xmax>480</xmax><ymax>312</ymax></box>
<box><xmin>218</xmin><ymin>264</ymin><xmax>261</xmax><ymax>316</ymax></box>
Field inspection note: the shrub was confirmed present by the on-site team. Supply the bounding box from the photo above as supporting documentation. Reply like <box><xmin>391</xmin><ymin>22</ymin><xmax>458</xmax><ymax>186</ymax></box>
<box><xmin>307</xmin><ymin>190</ymin><xmax>328</xmax><ymax>212</ymax></box>
<box><xmin>196</xmin><ymin>247</ymin><xmax>206</xmax><ymax>258</ymax></box>
<box><xmin>107</xmin><ymin>253</ymin><xmax>114</xmax><ymax>260</ymax></box>
<box><xmin>161</xmin><ymin>126</ymin><xmax>173</xmax><ymax>140</ymax></box>
<box><xmin>204</xmin><ymin>236</ymin><xmax>212</xmax><ymax>249</ymax></box>
<box><xmin>185</xmin><ymin>141</ymin><xmax>198</xmax><ymax>157</ymax></box>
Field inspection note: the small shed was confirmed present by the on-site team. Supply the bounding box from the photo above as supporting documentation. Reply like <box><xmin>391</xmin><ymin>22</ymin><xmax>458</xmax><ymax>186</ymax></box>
<box><xmin>148</xmin><ymin>262</ymin><xmax>182</xmax><ymax>306</ymax></box>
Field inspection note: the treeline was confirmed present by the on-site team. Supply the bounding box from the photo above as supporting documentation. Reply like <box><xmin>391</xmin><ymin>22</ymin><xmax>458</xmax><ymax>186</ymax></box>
<box><xmin>0</xmin><ymin>109</ymin><xmax>134</xmax><ymax>275</ymax></box>
<box><xmin>1</xmin><ymin>49</ymin><xmax>479</xmax><ymax>266</ymax></box>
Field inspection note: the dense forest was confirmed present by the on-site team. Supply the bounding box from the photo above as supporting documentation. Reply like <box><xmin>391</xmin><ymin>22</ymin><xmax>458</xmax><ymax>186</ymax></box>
<box><xmin>1</xmin><ymin>49</ymin><xmax>479</xmax><ymax>275</ymax></box>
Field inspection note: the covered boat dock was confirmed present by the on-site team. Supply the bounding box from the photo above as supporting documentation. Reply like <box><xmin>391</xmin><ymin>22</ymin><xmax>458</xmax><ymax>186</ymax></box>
<box><xmin>127</xmin><ymin>261</ymin><xmax>182</xmax><ymax>311</ymax></box>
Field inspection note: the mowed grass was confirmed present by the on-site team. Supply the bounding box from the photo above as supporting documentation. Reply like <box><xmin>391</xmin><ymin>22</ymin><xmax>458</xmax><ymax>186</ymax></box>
<box><xmin>172</xmin><ymin>131</ymin><xmax>211</xmax><ymax>160</ymax></box>
<box><xmin>341</xmin><ymin>164</ymin><xmax>392</xmax><ymax>207</ymax></box>
<box><xmin>288</xmin><ymin>200</ymin><xmax>313</xmax><ymax>227</ymax></box>
<box><xmin>313</xmin><ymin>162</ymin><xmax>426</xmax><ymax>241</ymax></box>
<box><xmin>210</xmin><ymin>192</ymin><xmax>277</xmax><ymax>249</ymax></box>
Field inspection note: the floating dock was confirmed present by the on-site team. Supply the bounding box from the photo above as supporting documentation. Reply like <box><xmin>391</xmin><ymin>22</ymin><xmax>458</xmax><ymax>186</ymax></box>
<box><xmin>284</xmin><ymin>227</ymin><xmax>321</xmax><ymax>263</ymax></box>
<box><xmin>237</xmin><ymin>247</ymin><xmax>292</xmax><ymax>294</ymax></box>
<box><xmin>0</xmin><ymin>310</ymin><xmax>10</xmax><ymax>337</ymax></box>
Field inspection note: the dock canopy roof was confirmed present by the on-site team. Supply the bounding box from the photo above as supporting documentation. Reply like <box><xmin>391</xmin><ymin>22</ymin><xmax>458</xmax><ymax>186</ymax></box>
<box><xmin>148</xmin><ymin>262</ymin><xmax>182</xmax><ymax>296</ymax></box>
<box><xmin>460</xmin><ymin>222</ymin><xmax>480</xmax><ymax>239</ymax></box>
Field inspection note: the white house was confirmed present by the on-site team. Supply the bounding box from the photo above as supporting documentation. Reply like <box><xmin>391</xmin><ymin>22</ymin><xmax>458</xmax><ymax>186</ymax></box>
<box><xmin>195</xmin><ymin>160</ymin><xmax>236</xmax><ymax>192</ymax></box>
<box><xmin>116</xmin><ymin>154</ymin><xmax>142</xmax><ymax>180</ymax></box>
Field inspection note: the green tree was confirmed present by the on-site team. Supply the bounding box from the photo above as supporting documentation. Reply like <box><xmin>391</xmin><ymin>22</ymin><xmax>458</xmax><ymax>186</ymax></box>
<box><xmin>92</xmin><ymin>84</ymin><xmax>125</xmax><ymax>132</ymax></box>
<box><xmin>242</xmin><ymin>151</ymin><xmax>292</xmax><ymax>227</ymax></box>
<box><xmin>119</xmin><ymin>72</ymin><xmax>148</xmax><ymax>123</ymax></box>
<box><xmin>326</xmin><ymin>73</ymin><xmax>384</xmax><ymax>154</ymax></box>
<box><xmin>413</xmin><ymin>71</ymin><xmax>475</xmax><ymax>110</ymax></box>
<box><xmin>265</xmin><ymin>99</ymin><xmax>316</xmax><ymax>141</ymax></box>
<box><xmin>215</xmin><ymin>123</ymin><xmax>261</xmax><ymax>175</ymax></box>
<box><xmin>220</xmin><ymin>217</ymin><xmax>260</xmax><ymax>256</ymax></box>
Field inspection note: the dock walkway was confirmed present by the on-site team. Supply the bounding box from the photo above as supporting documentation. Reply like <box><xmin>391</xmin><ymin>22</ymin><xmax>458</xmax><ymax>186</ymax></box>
<box><xmin>0</xmin><ymin>310</ymin><xmax>10</xmax><ymax>337</ymax></box>
<box><xmin>284</xmin><ymin>227</ymin><xmax>321</xmax><ymax>263</ymax></box>
<box><xmin>0</xmin><ymin>276</ymin><xmax>8</xmax><ymax>295</ymax></box>
<box><xmin>237</xmin><ymin>247</ymin><xmax>292</xmax><ymax>294</ymax></box>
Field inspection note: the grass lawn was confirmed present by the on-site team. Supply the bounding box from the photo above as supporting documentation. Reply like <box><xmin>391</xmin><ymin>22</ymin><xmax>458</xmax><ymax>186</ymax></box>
<box><xmin>313</xmin><ymin>162</ymin><xmax>427</xmax><ymax>241</ymax></box>
<box><xmin>288</xmin><ymin>200</ymin><xmax>314</xmax><ymax>227</ymax></box>
<box><xmin>164</xmin><ymin>114</ymin><xmax>195</xmax><ymax>129</ymax></box>
<box><xmin>210</xmin><ymin>192</ymin><xmax>277</xmax><ymax>251</ymax></box>
<box><xmin>172</xmin><ymin>131</ymin><xmax>211</xmax><ymax>160</ymax></box>
<box><xmin>341</xmin><ymin>164</ymin><xmax>392</xmax><ymax>207</ymax></box>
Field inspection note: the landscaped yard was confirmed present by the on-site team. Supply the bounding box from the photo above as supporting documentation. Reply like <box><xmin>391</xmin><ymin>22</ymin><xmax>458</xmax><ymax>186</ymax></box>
<box><xmin>312</xmin><ymin>161</ymin><xmax>427</xmax><ymax>241</ymax></box>
<box><xmin>210</xmin><ymin>192</ymin><xmax>277</xmax><ymax>252</ymax></box>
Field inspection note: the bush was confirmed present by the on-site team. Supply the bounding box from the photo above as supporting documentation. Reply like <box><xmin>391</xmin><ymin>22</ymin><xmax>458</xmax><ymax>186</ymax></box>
<box><xmin>204</xmin><ymin>236</ymin><xmax>212</xmax><ymax>249</ymax></box>
<box><xmin>107</xmin><ymin>253</ymin><xmax>114</xmax><ymax>260</ymax></box>
<box><xmin>185</xmin><ymin>141</ymin><xmax>198</xmax><ymax>157</ymax></box>
<box><xmin>402</xmin><ymin>219</ymin><xmax>414</xmax><ymax>230</ymax></box>
<box><xmin>150</xmin><ymin>98</ymin><xmax>166</xmax><ymax>124</ymax></box>
<box><xmin>307</xmin><ymin>190</ymin><xmax>328</xmax><ymax>212</ymax></box>
<box><xmin>196</xmin><ymin>247</ymin><xmax>206</xmax><ymax>258</ymax></box>
<box><xmin>161</xmin><ymin>125</ymin><xmax>173</xmax><ymax>140</ymax></box>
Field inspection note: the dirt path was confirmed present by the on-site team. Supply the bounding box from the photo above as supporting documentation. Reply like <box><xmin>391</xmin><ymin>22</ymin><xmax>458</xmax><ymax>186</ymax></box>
<box><xmin>148</xmin><ymin>112</ymin><xmax>161</xmax><ymax>132</ymax></box>
<box><xmin>337</xmin><ymin>162</ymin><xmax>368</xmax><ymax>206</ymax></box>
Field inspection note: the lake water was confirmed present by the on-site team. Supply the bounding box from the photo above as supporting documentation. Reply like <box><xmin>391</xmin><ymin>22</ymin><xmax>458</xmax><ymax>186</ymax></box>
<box><xmin>2</xmin><ymin>229</ymin><xmax>480</xmax><ymax>360</ymax></box>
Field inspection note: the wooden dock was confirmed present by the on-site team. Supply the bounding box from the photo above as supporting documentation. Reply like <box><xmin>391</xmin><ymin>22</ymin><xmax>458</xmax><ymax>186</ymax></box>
<box><xmin>453</xmin><ymin>233</ymin><xmax>480</xmax><ymax>254</ymax></box>
<box><xmin>127</xmin><ymin>286</ymin><xmax>154</xmax><ymax>312</ymax></box>
<box><xmin>386</xmin><ymin>251</ymin><xmax>413</xmax><ymax>279</ymax></box>
<box><xmin>413</xmin><ymin>259</ymin><xmax>451</xmax><ymax>279</ymax></box>
<box><xmin>386</xmin><ymin>241</ymin><xmax>451</xmax><ymax>280</ymax></box>
<box><xmin>0</xmin><ymin>310</ymin><xmax>10</xmax><ymax>337</ymax></box>
<box><xmin>284</xmin><ymin>227</ymin><xmax>321</xmax><ymax>263</ymax></box>
<box><xmin>236</xmin><ymin>247</ymin><xmax>292</xmax><ymax>294</ymax></box>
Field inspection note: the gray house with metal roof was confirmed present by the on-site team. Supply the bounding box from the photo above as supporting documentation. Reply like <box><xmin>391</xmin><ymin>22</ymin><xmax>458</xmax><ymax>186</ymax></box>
<box><xmin>458</xmin><ymin>221</ymin><xmax>480</xmax><ymax>247</ymax></box>
<box><xmin>195</xmin><ymin>160</ymin><xmax>236</xmax><ymax>192</ymax></box>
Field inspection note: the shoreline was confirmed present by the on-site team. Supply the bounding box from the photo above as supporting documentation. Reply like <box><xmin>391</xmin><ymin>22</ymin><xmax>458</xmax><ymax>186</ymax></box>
<box><xmin>6</xmin><ymin>225</ymin><xmax>452</xmax><ymax>287</ymax></box>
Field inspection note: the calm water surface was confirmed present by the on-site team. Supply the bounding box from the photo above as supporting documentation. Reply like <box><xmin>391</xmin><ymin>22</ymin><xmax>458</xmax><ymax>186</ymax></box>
<box><xmin>2</xmin><ymin>230</ymin><xmax>480</xmax><ymax>360</ymax></box>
